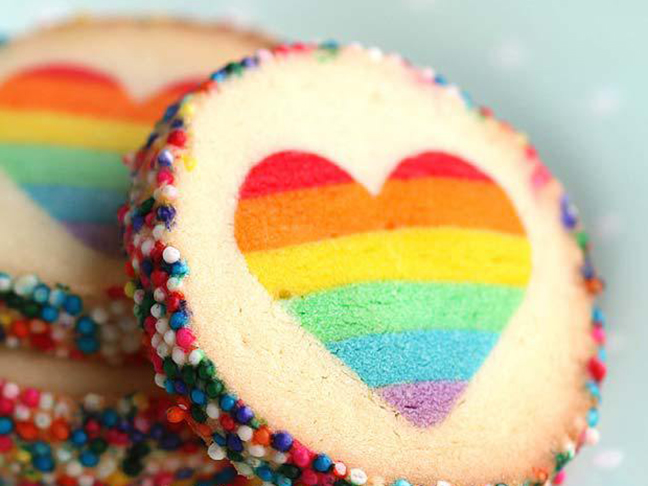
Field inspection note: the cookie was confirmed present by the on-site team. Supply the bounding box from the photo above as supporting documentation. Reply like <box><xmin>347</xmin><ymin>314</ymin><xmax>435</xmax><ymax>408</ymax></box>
<box><xmin>122</xmin><ymin>43</ymin><xmax>607</xmax><ymax>486</ymax></box>
<box><xmin>0</xmin><ymin>17</ymin><xmax>273</xmax><ymax>484</ymax></box>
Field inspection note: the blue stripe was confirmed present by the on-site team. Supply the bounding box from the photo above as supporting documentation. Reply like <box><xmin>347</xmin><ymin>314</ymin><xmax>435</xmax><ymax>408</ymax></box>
<box><xmin>21</xmin><ymin>184</ymin><xmax>126</xmax><ymax>223</ymax></box>
<box><xmin>326</xmin><ymin>330</ymin><xmax>499</xmax><ymax>387</ymax></box>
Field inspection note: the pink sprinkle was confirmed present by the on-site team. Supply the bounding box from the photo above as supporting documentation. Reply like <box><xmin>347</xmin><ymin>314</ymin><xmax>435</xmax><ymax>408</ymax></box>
<box><xmin>21</xmin><ymin>388</ymin><xmax>40</xmax><ymax>408</ymax></box>
<box><xmin>0</xmin><ymin>398</ymin><xmax>14</xmax><ymax>415</ymax></box>
<box><xmin>554</xmin><ymin>470</ymin><xmax>566</xmax><ymax>484</ymax></box>
<box><xmin>157</xmin><ymin>169</ymin><xmax>175</xmax><ymax>185</ymax></box>
<box><xmin>592</xmin><ymin>325</ymin><xmax>606</xmax><ymax>345</ymax></box>
<box><xmin>531</xmin><ymin>162</ymin><xmax>553</xmax><ymax>190</ymax></box>
<box><xmin>291</xmin><ymin>444</ymin><xmax>311</xmax><ymax>467</ymax></box>
<box><xmin>176</xmin><ymin>328</ymin><xmax>195</xmax><ymax>349</ymax></box>
<box><xmin>151</xmin><ymin>354</ymin><xmax>163</xmax><ymax>373</ymax></box>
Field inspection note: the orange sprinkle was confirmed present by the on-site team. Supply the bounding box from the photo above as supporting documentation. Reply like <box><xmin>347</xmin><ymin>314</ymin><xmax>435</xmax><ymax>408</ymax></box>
<box><xmin>10</xmin><ymin>320</ymin><xmax>29</xmax><ymax>338</ymax></box>
<box><xmin>166</xmin><ymin>406</ymin><xmax>186</xmax><ymax>424</ymax></box>
<box><xmin>252</xmin><ymin>426</ymin><xmax>271</xmax><ymax>446</ymax></box>
<box><xmin>50</xmin><ymin>418</ymin><xmax>70</xmax><ymax>441</ymax></box>
<box><xmin>15</xmin><ymin>421</ymin><xmax>39</xmax><ymax>440</ymax></box>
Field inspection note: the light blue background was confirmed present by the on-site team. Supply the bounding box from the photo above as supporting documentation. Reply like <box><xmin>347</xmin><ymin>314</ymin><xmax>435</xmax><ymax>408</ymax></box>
<box><xmin>2</xmin><ymin>1</ymin><xmax>645</xmax><ymax>484</ymax></box>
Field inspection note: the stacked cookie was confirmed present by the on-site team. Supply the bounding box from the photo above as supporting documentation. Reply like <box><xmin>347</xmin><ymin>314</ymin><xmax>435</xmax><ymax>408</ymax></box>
<box><xmin>121</xmin><ymin>43</ymin><xmax>607</xmax><ymax>486</ymax></box>
<box><xmin>0</xmin><ymin>18</ymin><xmax>273</xmax><ymax>484</ymax></box>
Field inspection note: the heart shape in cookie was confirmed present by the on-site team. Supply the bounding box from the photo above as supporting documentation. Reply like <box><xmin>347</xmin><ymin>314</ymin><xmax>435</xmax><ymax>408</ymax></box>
<box><xmin>235</xmin><ymin>151</ymin><xmax>531</xmax><ymax>427</ymax></box>
<box><xmin>0</xmin><ymin>64</ymin><xmax>199</xmax><ymax>255</ymax></box>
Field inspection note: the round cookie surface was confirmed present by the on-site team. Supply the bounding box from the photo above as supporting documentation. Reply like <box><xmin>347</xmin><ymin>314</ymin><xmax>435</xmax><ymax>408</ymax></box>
<box><xmin>123</xmin><ymin>43</ymin><xmax>607</xmax><ymax>486</ymax></box>
<box><xmin>0</xmin><ymin>18</ymin><xmax>274</xmax><ymax>483</ymax></box>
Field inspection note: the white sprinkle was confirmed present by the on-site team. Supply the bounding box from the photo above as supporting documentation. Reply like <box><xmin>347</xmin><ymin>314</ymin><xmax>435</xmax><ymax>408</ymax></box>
<box><xmin>248</xmin><ymin>444</ymin><xmax>266</xmax><ymax>458</ymax></box>
<box><xmin>15</xmin><ymin>405</ymin><xmax>30</xmax><ymax>421</ymax></box>
<box><xmin>121</xmin><ymin>334</ymin><xmax>141</xmax><ymax>354</ymax></box>
<box><xmin>156</xmin><ymin>318</ymin><xmax>170</xmax><ymax>334</ymax></box>
<box><xmin>163</xmin><ymin>246</ymin><xmax>181</xmax><ymax>264</ymax></box>
<box><xmin>154</xmin><ymin>288</ymin><xmax>167</xmax><ymax>302</ymax></box>
<box><xmin>78</xmin><ymin>475</ymin><xmax>94</xmax><ymax>486</ymax></box>
<box><xmin>151</xmin><ymin>333</ymin><xmax>162</xmax><ymax>348</ymax></box>
<box><xmin>35</xmin><ymin>412</ymin><xmax>52</xmax><ymax>429</ymax></box>
<box><xmin>91</xmin><ymin>307</ymin><xmax>109</xmax><ymax>324</ymax></box>
<box><xmin>238</xmin><ymin>425</ymin><xmax>253</xmax><ymax>441</ymax></box>
<box><xmin>39</xmin><ymin>393</ymin><xmax>54</xmax><ymax>410</ymax></box>
<box><xmin>172</xmin><ymin>346</ymin><xmax>186</xmax><ymax>365</ymax></box>
<box><xmin>234</xmin><ymin>462</ymin><xmax>254</xmax><ymax>477</ymax></box>
<box><xmin>84</xmin><ymin>394</ymin><xmax>102</xmax><ymax>411</ymax></box>
<box><xmin>66</xmin><ymin>461</ymin><xmax>83</xmax><ymax>477</ymax></box>
<box><xmin>150</xmin><ymin>304</ymin><xmax>164</xmax><ymax>318</ymax></box>
<box><xmin>161</xmin><ymin>185</ymin><xmax>178</xmax><ymax>200</ymax></box>
<box><xmin>164</xmin><ymin>329</ymin><xmax>176</xmax><ymax>346</ymax></box>
<box><xmin>14</xmin><ymin>274</ymin><xmax>38</xmax><ymax>296</ymax></box>
<box><xmin>349</xmin><ymin>468</ymin><xmax>368</xmax><ymax>485</ymax></box>
<box><xmin>141</xmin><ymin>238</ymin><xmax>154</xmax><ymax>257</ymax></box>
<box><xmin>188</xmin><ymin>349</ymin><xmax>204</xmax><ymax>366</ymax></box>
<box><xmin>0</xmin><ymin>274</ymin><xmax>11</xmax><ymax>292</ymax></box>
<box><xmin>273</xmin><ymin>452</ymin><xmax>287</xmax><ymax>464</ymax></box>
<box><xmin>152</xmin><ymin>224</ymin><xmax>166</xmax><ymax>240</ymax></box>
<box><xmin>206</xmin><ymin>402</ymin><xmax>220</xmax><ymax>419</ymax></box>
<box><xmin>207</xmin><ymin>443</ymin><xmax>226</xmax><ymax>460</ymax></box>
<box><xmin>154</xmin><ymin>374</ymin><xmax>166</xmax><ymax>389</ymax></box>
<box><xmin>3</xmin><ymin>382</ymin><xmax>19</xmax><ymax>399</ymax></box>
<box><xmin>167</xmin><ymin>277</ymin><xmax>182</xmax><ymax>291</ymax></box>
<box><xmin>156</xmin><ymin>343</ymin><xmax>170</xmax><ymax>358</ymax></box>
<box><xmin>97</xmin><ymin>457</ymin><xmax>117</xmax><ymax>479</ymax></box>
<box><xmin>133</xmin><ymin>289</ymin><xmax>145</xmax><ymax>305</ymax></box>
<box><xmin>584</xmin><ymin>427</ymin><xmax>600</xmax><ymax>446</ymax></box>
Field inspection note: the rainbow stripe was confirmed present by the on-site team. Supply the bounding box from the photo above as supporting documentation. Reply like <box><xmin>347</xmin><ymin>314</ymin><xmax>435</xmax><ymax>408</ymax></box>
<box><xmin>0</xmin><ymin>64</ymin><xmax>200</xmax><ymax>255</ymax></box>
<box><xmin>235</xmin><ymin>151</ymin><xmax>532</xmax><ymax>427</ymax></box>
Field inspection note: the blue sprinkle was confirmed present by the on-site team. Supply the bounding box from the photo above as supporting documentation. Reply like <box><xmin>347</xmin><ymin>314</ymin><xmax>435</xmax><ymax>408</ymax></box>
<box><xmin>31</xmin><ymin>441</ymin><xmax>50</xmax><ymax>456</ymax></box>
<box><xmin>32</xmin><ymin>284</ymin><xmax>50</xmax><ymax>303</ymax></box>
<box><xmin>130</xmin><ymin>430</ymin><xmax>145</xmax><ymax>443</ymax></box>
<box><xmin>0</xmin><ymin>417</ymin><xmax>14</xmax><ymax>435</ymax></box>
<box><xmin>241</xmin><ymin>56</ymin><xmax>258</xmax><ymax>68</ymax></box>
<box><xmin>190</xmin><ymin>389</ymin><xmax>206</xmax><ymax>405</ymax></box>
<box><xmin>80</xmin><ymin>450</ymin><xmax>99</xmax><ymax>467</ymax></box>
<box><xmin>219</xmin><ymin>394</ymin><xmax>236</xmax><ymax>412</ymax></box>
<box><xmin>210</xmin><ymin>69</ymin><xmax>228</xmax><ymax>82</ymax></box>
<box><xmin>63</xmin><ymin>295</ymin><xmax>83</xmax><ymax>315</ymax></box>
<box><xmin>235</xmin><ymin>405</ymin><xmax>254</xmax><ymax>424</ymax></box>
<box><xmin>271</xmin><ymin>431</ymin><xmax>293</xmax><ymax>452</ymax></box>
<box><xmin>76</xmin><ymin>336</ymin><xmax>99</xmax><ymax>354</ymax></box>
<box><xmin>392</xmin><ymin>480</ymin><xmax>412</xmax><ymax>486</ymax></box>
<box><xmin>164</xmin><ymin>379</ymin><xmax>175</xmax><ymax>395</ymax></box>
<box><xmin>171</xmin><ymin>119</ymin><xmax>184</xmax><ymax>129</ymax></box>
<box><xmin>171</xmin><ymin>261</ymin><xmax>189</xmax><ymax>277</ymax></box>
<box><xmin>170</xmin><ymin>311</ymin><xmax>188</xmax><ymax>329</ymax></box>
<box><xmin>276</xmin><ymin>475</ymin><xmax>292</xmax><ymax>486</ymax></box>
<box><xmin>160</xmin><ymin>433</ymin><xmax>181</xmax><ymax>450</ymax></box>
<box><xmin>145</xmin><ymin>132</ymin><xmax>159</xmax><ymax>149</ymax></box>
<box><xmin>581</xmin><ymin>258</ymin><xmax>595</xmax><ymax>280</ymax></box>
<box><xmin>255</xmin><ymin>465</ymin><xmax>274</xmax><ymax>482</ymax></box>
<box><xmin>586</xmin><ymin>380</ymin><xmax>601</xmax><ymax>401</ymax></box>
<box><xmin>212</xmin><ymin>432</ymin><xmax>226</xmax><ymax>447</ymax></box>
<box><xmin>598</xmin><ymin>348</ymin><xmax>607</xmax><ymax>362</ymax></box>
<box><xmin>140</xmin><ymin>259</ymin><xmax>154</xmax><ymax>277</ymax></box>
<box><xmin>132</xmin><ymin>215</ymin><xmax>145</xmax><ymax>232</ymax></box>
<box><xmin>101</xmin><ymin>409</ymin><xmax>118</xmax><ymax>427</ymax></box>
<box><xmin>174</xmin><ymin>380</ymin><xmax>188</xmax><ymax>395</ymax></box>
<box><xmin>150</xmin><ymin>423</ymin><xmax>164</xmax><ymax>440</ymax></box>
<box><xmin>592</xmin><ymin>307</ymin><xmax>606</xmax><ymax>325</ymax></box>
<box><xmin>560</xmin><ymin>194</ymin><xmax>579</xmax><ymax>229</ymax></box>
<box><xmin>587</xmin><ymin>408</ymin><xmax>599</xmax><ymax>427</ymax></box>
<box><xmin>32</xmin><ymin>454</ymin><xmax>54</xmax><ymax>472</ymax></box>
<box><xmin>164</xmin><ymin>103</ymin><xmax>180</xmax><ymax>121</ymax></box>
<box><xmin>157</xmin><ymin>205</ymin><xmax>176</xmax><ymax>226</ymax></box>
<box><xmin>158</xmin><ymin>149</ymin><xmax>174</xmax><ymax>167</ymax></box>
<box><xmin>434</xmin><ymin>74</ymin><xmax>448</xmax><ymax>86</ymax></box>
<box><xmin>71</xmin><ymin>429</ymin><xmax>87</xmax><ymax>446</ymax></box>
<box><xmin>226</xmin><ymin>432</ymin><xmax>243</xmax><ymax>452</ymax></box>
<box><xmin>49</xmin><ymin>288</ymin><xmax>66</xmax><ymax>307</ymax></box>
<box><xmin>40</xmin><ymin>306</ymin><xmax>59</xmax><ymax>323</ymax></box>
<box><xmin>75</xmin><ymin>316</ymin><xmax>97</xmax><ymax>335</ymax></box>
<box><xmin>312</xmin><ymin>453</ymin><xmax>332</xmax><ymax>472</ymax></box>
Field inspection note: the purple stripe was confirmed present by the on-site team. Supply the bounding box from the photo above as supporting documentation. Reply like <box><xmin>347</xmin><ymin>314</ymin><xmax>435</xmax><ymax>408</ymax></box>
<box><xmin>61</xmin><ymin>222</ymin><xmax>122</xmax><ymax>256</ymax></box>
<box><xmin>378</xmin><ymin>381</ymin><xmax>467</xmax><ymax>427</ymax></box>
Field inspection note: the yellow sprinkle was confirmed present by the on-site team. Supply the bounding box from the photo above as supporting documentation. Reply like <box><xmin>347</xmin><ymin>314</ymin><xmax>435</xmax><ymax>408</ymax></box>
<box><xmin>179</xmin><ymin>102</ymin><xmax>196</xmax><ymax>118</ymax></box>
<box><xmin>183</xmin><ymin>155</ymin><xmax>197</xmax><ymax>171</ymax></box>
<box><xmin>16</xmin><ymin>449</ymin><xmax>31</xmax><ymax>463</ymax></box>
<box><xmin>124</xmin><ymin>281</ymin><xmax>135</xmax><ymax>298</ymax></box>
<box><xmin>107</xmin><ymin>471</ymin><xmax>131</xmax><ymax>486</ymax></box>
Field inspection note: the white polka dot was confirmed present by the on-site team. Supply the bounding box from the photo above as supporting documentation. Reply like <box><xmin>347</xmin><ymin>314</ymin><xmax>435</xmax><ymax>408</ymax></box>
<box><xmin>489</xmin><ymin>38</ymin><xmax>528</xmax><ymax>69</ymax></box>
<box><xmin>588</xmin><ymin>86</ymin><xmax>623</xmax><ymax>116</ymax></box>
<box><xmin>593</xmin><ymin>448</ymin><xmax>624</xmax><ymax>469</ymax></box>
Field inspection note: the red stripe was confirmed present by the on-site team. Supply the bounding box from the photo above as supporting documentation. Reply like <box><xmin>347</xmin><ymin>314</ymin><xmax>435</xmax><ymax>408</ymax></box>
<box><xmin>239</xmin><ymin>151</ymin><xmax>353</xmax><ymax>199</ymax></box>
<box><xmin>18</xmin><ymin>63</ymin><xmax>116</xmax><ymax>85</ymax></box>
<box><xmin>389</xmin><ymin>152</ymin><xmax>493</xmax><ymax>182</ymax></box>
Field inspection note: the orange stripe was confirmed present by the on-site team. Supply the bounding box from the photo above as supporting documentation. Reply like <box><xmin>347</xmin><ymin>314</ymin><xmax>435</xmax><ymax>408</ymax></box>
<box><xmin>0</xmin><ymin>74</ymin><xmax>192</xmax><ymax>122</ymax></box>
<box><xmin>235</xmin><ymin>177</ymin><xmax>525</xmax><ymax>252</ymax></box>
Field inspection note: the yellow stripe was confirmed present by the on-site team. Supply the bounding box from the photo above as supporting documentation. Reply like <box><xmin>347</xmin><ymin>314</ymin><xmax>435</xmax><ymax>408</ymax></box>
<box><xmin>244</xmin><ymin>228</ymin><xmax>531</xmax><ymax>298</ymax></box>
<box><xmin>0</xmin><ymin>109</ymin><xmax>150</xmax><ymax>152</ymax></box>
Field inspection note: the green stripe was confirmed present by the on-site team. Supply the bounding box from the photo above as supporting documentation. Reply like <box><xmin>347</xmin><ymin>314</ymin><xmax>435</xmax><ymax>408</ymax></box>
<box><xmin>283</xmin><ymin>281</ymin><xmax>524</xmax><ymax>343</ymax></box>
<box><xmin>0</xmin><ymin>144</ymin><xmax>128</xmax><ymax>190</ymax></box>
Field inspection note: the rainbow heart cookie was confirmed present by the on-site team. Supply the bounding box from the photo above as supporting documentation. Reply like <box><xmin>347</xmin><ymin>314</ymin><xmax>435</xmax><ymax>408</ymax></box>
<box><xmin>0</xmin><ymin>18</ymin><xmax>274</xmax><ymax>484</ymax></box>
<box><xmin>235</xmin><ymin>150</ymin><xmax>531</xmax><ymax>426</ymax></box>
<box><xmin>123</xmin><ymin>43</ymin><xmax>606</xmax><ymax>486</ymax></box>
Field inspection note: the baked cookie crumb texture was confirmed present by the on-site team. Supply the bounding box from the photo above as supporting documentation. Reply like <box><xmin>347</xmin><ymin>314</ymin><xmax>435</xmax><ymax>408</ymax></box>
<box><xmin>122</xmin><ymin>42</ymin><xmax>607</xmax><ymax>486</ymax></box>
